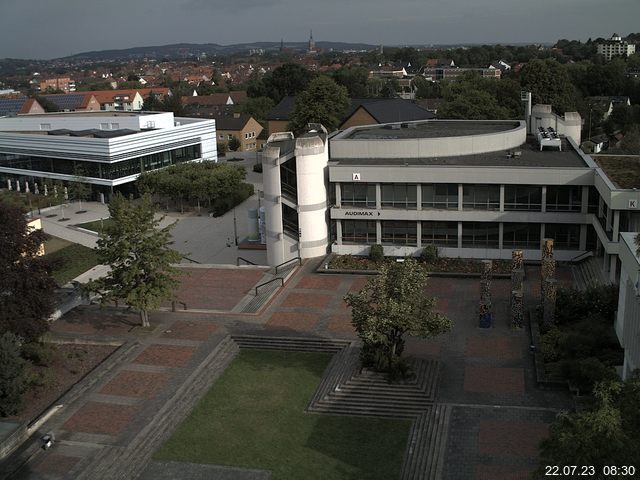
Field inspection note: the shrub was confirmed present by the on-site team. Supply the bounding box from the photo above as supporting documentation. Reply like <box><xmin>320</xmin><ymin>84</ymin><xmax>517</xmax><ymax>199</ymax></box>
<box><xmin>420</xmin><ymin>244</ymin><xmax>438</xmax><ymax>263</ymax></box>
<box><xmin>540</xmin><ymin>326</ymin><xmax>563</xmax><ymax>362</ymax></box>
<box><xmin>211</xmin><ymin>182</ymin><xmax>254</xmax><ymax>217</ymax></box>
<box><xmin>555</xmin><ymin>285</ymin><xmax>618</xmax><ymax>326</ymax></box>
<box><xmin>560</xmin><ymin>357</ymin><xmax>617</xmax><ymax>394</ymax></box>
<box><xmin>0</xmin><ymin>332</ymin><xmax>26</xmax><ymax>416</ymax></box>
<box><xmin>253</xmin><ymin>163</ymin><xmax>263</xmax><ymax>173</ymax></box>
<box><xmin>369</xmin><ymin>244</ymin><xmax>384</xmax><ymax>263</ymax></box>
<box><xmin>21</xmin><ymin>342</ymin><xmax>57</xmax><ymax>366</ymax></box>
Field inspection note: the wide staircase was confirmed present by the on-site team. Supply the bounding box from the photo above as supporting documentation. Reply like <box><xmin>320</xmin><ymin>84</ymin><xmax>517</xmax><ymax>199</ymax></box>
<box><xmin>572</xmin><ymin>255</ymin><xmax>611</xmax><ymax>291</ymax></box>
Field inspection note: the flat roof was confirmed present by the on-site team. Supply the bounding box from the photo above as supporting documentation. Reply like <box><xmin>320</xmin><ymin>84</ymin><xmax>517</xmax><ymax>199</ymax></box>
<box><xmin>331</xmin><ymin>137</ymin><xmax>588</xmax><ymax>168</ymax></box>
<box><xmin>343</xmin><ymin>120</ymin><xmax>521</xmax><ymax>140</ymax></box>
<box><xmin>12</xmin><ymin>111</ymin><xmax>159</xmax><ymax>118</ymax></box>
<box><xmin>593</xmin><ymin>155</ymin><xmax>640</xmax><ymax>189</ymax></box>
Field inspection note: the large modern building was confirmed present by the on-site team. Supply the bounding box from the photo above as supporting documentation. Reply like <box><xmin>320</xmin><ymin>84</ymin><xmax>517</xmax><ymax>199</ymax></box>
<box><xmin>262</xmin><ymin>105</ymin><xmax>640</xmax><ymax>378</ymax></box>
<box><xmin>0</xmin><ymin>111</ymin><xmax>216</xmax><ymax>197</ymax></box>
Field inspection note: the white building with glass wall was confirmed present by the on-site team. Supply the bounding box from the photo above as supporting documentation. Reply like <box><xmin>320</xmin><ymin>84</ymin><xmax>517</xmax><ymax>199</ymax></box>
<box><xmin>0</xmin><ymin>111</ymin><xmax>216</xmax><ymax>197</ymax></box>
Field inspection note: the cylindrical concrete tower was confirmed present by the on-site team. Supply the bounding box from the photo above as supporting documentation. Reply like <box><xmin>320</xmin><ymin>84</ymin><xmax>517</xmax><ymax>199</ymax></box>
<box><xmin>262</xmin><ymin>140</ymin><xmax>287</xmax><ymax>266</ymax></box>
<box><xmin>295</xmin><ymin>136</ymin><xmax>329</xmax><ymax>259</ymax></box>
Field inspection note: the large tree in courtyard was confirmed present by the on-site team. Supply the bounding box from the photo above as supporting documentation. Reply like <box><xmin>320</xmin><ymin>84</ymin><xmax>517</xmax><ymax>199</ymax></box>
<box><xmin>344</xmin><ymin>258</ymin><xmax>452</xmax><ymax>374</ymax></box>
<box><xmin>87</xmin><ymin>194</ymin><xmax>183</xmax><ymax>327</ymax></box>
<box><xmin>289</xmin><ymin>76</ymin><xmax>350</xmax><ymax>134</ymax></box>
<box><xmin>0</xmin><ymin>201</ymin><xmax>56</xmax><ymax>342</ymax></box>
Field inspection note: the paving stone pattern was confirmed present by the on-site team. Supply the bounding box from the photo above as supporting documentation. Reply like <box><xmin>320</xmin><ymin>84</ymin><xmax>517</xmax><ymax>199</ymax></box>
<box><xmin>12</xmin><ymin>260</ymin><xmax>576</xmax><ymax>480</ymax></box>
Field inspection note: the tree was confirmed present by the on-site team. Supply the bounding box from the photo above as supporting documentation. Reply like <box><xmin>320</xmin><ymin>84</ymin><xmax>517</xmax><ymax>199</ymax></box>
<box><xmin>332</xmin><ymin>65</ymin><xmax>369</xmax><ymax>98</ymax></box>
<box><xmin>519</xmin><ymin>59</ymin><xmax>579</xmax><ymax>113</ymax></box>
<box><xmin>237</xmin><ymin>96</ymin><xmax>275</xmax><ymax>126</ymax></box>
<box><xmin>249</xmin><ymin>63</ymin><xmax>314</xmax><ymax>103</ymax></box>
<box><xmin>228</xmin><ymin>136</ymin><xmax>241</xmax><ymax>152</ymax></box>
<box><xmin>0</xmin><ymin>332</ymin><xmax>26</xmax><ymax>417</ymax></box>
<box><xmin>343</xmin><ymin>258</ymin><xmax>452</xmax><ymax>375</ymax></box>
<box><xmin>289</xmin><ymin>76</ymin><xmax>350</xmax><ymax>134</ymax></box>
<box><xmin>70</xmin><ymin>165</ymin><xmax>91</xmax><ymax>213</ymax></box>
<box><xmin>0</xmin><ymin>201</ymin><xmax>55</xmax><ymax>342</ymax></box>
<box><xmin>536</xmin><ymin>373</ymin><xmax>640</xmax><ymax>477</ymax></box>
<box><xmin>217</xmin><ymin>141</ymin><xmax>228</xmax><ymax>157</ymax></box>
<box><xmin>86</xmin><ymin>194</ymin><xmax>183</xmax><ymax>327</ymax></box>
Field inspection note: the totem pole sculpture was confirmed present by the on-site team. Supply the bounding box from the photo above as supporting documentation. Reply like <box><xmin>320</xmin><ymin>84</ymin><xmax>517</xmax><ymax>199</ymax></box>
<box><xmin>510</xmin><ymin>249</ymin><xmax>525</xmax><ymax>328</ymax></box>
<box><xmin>479</xmin><ymin>259</ymin><xmax>493</xmax><ymax>328</ymax></box>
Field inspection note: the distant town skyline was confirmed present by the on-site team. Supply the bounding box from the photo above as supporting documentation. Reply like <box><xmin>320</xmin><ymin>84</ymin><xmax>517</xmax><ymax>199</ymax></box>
<box><xmin>0</xmin><ymin>0</ymin><xmax>638</xmax><ymax>60</ymax></box>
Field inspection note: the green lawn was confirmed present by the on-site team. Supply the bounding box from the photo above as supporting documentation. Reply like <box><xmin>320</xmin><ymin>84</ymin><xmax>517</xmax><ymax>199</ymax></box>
<box><xmin>74</xmin><ymin>218</ymin><xmax>114</xmax><ymax>233</ymax></box>
<box><xmin>155</xmin><ymin>350</ymin><xmax>411</xmax><ymax>480</ymax></box>
<box><xmin>45</xmin><ymin>241</ymin><xmax>100</xmax><ymax>285</ymax></box>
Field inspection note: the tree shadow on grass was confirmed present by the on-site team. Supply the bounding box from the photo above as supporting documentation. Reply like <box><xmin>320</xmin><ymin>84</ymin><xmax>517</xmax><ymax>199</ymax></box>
<box><xmin>304</xmin><ymin>413</ymin><xmax>411</xmax><ymax>480</ymax></box>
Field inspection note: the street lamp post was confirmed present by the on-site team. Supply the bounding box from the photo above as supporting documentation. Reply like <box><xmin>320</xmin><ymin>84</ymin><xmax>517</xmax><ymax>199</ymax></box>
<box><xmin>233</xmin><ymin>207</ymin><xmax>238</xmax><ymax>246</ymax></box>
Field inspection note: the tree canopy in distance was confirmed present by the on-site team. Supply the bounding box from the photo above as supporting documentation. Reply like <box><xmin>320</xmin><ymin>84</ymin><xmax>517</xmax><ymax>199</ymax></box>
<box><xmin>289</xmin><ymin>76</ymin><xmax>350</xmax><ymax>134</ymax></box>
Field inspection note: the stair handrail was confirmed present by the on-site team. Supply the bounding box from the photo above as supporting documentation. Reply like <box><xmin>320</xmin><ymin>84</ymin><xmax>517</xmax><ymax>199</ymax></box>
<box><xmin>236</xmin><ymin>256</ymin><xmax>257</xmax><ymax>266</ymax></box>
<box><xmin>570</xmin><ymin>251</ymin><xmax>593</xmax><ymax>263</ymax></box>
<box><xmin>255</xmin><ymin>277</ymin><xmax>284</xmax><ymax>296</ymax></box>
<box><xmin>275</xmin><ymin>256</ymin><xmax>301</xmax><ymax>275</ymax></box>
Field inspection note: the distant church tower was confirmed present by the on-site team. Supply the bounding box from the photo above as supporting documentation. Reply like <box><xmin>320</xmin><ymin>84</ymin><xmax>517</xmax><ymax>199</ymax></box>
<box><xmin>308</xmin><ymin>30</ymin><xmax>316</xmax><ymax>54</ymax></box>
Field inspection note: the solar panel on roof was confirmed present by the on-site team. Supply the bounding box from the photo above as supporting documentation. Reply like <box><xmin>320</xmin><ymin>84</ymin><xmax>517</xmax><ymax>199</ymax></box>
<box><xmin>0</xmin><ymin>98</ymin><xmax>27</xmax><ymax>116</ymax></box>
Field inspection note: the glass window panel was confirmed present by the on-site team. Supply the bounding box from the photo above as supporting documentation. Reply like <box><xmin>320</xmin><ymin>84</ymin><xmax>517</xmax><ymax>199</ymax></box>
<box><xmin>342</xmin><ymin>220</ymin><xmax>377</xmax><ymax>244</ymax></box>
<box><xmin>502</xmin><ymin>223</ymin><xmax>541</xmax><ymax>249</ymax></box>
<box><xmin>462</xmin><ymin>185</ymin><xmax>499</xmax><ymax>210</ymax></box>
<box><xmin>461</xmin><ymin>222</ymin><xmax>500</xmax><ymax>248</ymax></box>
<box><xmin>421</xmin><ymin>221</ymin><xmax>458</xmax><ymax>247</ymax></box>
<box><xmin>381</xmin><ymin>220</ymin><xmax>417</xmax><ymax>246</ymax></box>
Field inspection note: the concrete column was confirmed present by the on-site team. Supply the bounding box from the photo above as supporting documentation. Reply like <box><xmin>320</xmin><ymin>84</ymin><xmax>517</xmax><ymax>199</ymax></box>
<box><xmin>581</xmin><ymin>185</ymin><xmax>589</xmax><ymax>214</ymax></box>
<box><xmin>613</xmin><ymin>210</ymin><xmax>620</xmax><ymax>240</ymax></box>
<box><xmin>499</xmin><ymin>185</ymin><xmax>505</xmax><ymax>212</ymax></box>
<box><xmin>609</xmin><ymin>255</ymin><xmax>617</xmax><ymax>284</ymax></box>
<box><xmin>541</xmin><ymin>186</ymin><xmax>547</xmax><ymax>213</ymax></box>
<box><xmin>498</xmin><ymin>222</ymin><xmax>504</xmax><ymax>250</ymax></box>
<box><xmin>376</xmin><ymin>220</ymin><xmax>382</xmax><ymax>244</ymax></box>
<box><xmin>540</xmin><ymin>224</ymin><xmax>545</xmax><ymax>250</ymax></box>
<box><xmin>416</xmin><ymin>184</ymin><xmax>422</xmax><ymax>211</ymax></box>
<box><xmin>336</xmin><ymin>219</ymin><xmax>342</xmax><ymax>246</ymax></box>
<box><xmin>458</xmin><ymin>184</ymin><xmax>463</xmax><ymax>211</ymax></box>
<box><xmin>579</xmin><ymin>224</ymin><xmax>587</xmax><ymax>251</ymax></box>
<box><xmin>335</xmin><ymin>183</ymin><xmax>341</xmax><ymax>208</ymax></box>
<box><xmin>375</xmin><ymin>183</ymin><xmax>381</xmax><ymax>210</ymax></box>
<box><xmin>416</xmin><ymin>221</ymin><xmax>422</xmax><ymax>248</ymax></box>
<box><xmin>457</xmin><ymin>222</ymin><xmax>463</xmax><ymax>249</ymax></box>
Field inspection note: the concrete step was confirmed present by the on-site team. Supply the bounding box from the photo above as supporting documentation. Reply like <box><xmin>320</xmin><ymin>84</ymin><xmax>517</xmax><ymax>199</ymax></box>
<box><xmin>310</xmin><ymin>404</ymin><xmax>423</xmax><ymax>419</ymax></box>
<box><xmin>232</xmin><ymin>334</ymin><xmax>351</xmax><ymax>353</ymax></box>
<box><xmin>401</xmin><ymin>403</ymin><xmax>452</xmax><ymax>480</ymax></box>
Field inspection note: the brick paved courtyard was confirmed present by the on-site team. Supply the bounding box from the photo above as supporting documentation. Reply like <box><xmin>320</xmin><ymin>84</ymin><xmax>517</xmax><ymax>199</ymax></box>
<box><xmin>13</xmin><ymin>259</ymin><xmax>575</xmax><ymax>479</ymax></box>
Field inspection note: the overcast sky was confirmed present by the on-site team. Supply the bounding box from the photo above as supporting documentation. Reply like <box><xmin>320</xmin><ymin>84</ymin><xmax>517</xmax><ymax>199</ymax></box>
<box><xmin>1</xmin><ymin>0</ymin><xmax>639</xmax><ymax>59</ymax></box>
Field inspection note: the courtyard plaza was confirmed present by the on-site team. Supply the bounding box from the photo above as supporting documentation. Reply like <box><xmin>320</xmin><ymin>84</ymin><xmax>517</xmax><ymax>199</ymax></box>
<box><xmin>5</xmin><ymin>256</ymin><xmax>574</xmax><ymax>480</ymax></box>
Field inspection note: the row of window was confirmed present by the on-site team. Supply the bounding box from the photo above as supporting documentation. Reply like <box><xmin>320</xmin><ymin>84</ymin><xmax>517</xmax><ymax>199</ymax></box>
<box><xmin>340</xmin><ymin>183</ymin><xmax>595</xmax><ymax>212</ymax></box>
<box><xmin>0</xmin><ymin>145</ymin><xmax>201</xmax><ymax>180</ymax></box>
<box><xmin>340</xmin><ymin>220</ymin><xmax>581</xmax><ymax>250</ymax></box>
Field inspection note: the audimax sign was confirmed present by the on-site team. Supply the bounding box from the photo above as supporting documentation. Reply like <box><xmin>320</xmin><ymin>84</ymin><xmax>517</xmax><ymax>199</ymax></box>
<box><xmin>344</xmin><ymin>211</ymin><xmax>381</xmax><ymax>216</ymax></box>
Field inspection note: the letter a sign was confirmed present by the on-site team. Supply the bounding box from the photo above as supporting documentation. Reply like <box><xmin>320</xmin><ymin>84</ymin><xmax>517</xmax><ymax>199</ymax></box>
<box><xmin>352</xmin><ymin>173</ymin><xmax>361</xmax><ymax>181</ymax></box>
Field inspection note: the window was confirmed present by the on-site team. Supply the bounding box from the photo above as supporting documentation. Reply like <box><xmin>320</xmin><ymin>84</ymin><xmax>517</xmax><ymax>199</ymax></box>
<box><xmin>99</xmin><ymin>123</ymin><xmax>108</xmax><ymax>130</ymax></box>
<box><xmin>219</xmin><ymin>134</ymin><xmax>224</xmax><ymax>139</ymax></box>
<box><xmin>381</xmin><ymin>221</ymin><xmax>417</xmax><ymax>246</ymax></box>
<box><xmin>282</xmin><ymin>204</ymin><xmax>298</xmax><ymax>239</ymax></box>
<box><xmin>342</xmin><ymin>220</ymin><xmax>377</xmax><ymax>244</ymax></box>
<box><xmin>546</xmin><ymin>186</ymin><xmax>581</xmax><ymax>212</ymax></box>
<box><xmin>341</xmin><ymin>183</ymin><xmax>376</xmax><ymax>208</ymax></box>
<box><xmin>381</xmin><ymin>183</ymin><xmax>417</xmax><ymax>209</ymax></box>
<box><xmin>421</xmin><ymin>221</ymin><xmax>458</xmax><ymax>247</ymax></box>
<box><xmin>504</xmin><ymin>185</ymin><xmax>542</xmax><ymax>211</ymax></box>
<box><xmin>545</xmin><ymin>224</ymin><xmax>580</xmax><ymax>249</ymax></box>
<box><xmin>39</xmin><ymin>123</ymin><xmax>51</xmax><ymax>130</ymax></box>
<box><xmin>503</xmin><ymin>223</ymin><xmax>541</xmax><ymax>249</ymax></box>
<box><xmin>463</xmin><ymin>185</ymin><xmax>499</xmax><ymax>210</ymax></box>
<box><xmin>461</xmin><ymin>222</ymin><xmax>499</xmax><ymax>248</ymax></box>
<box><xmin>228</xmin><ymin>134</ymin><xmax>233</xmax><ymax>140</ymax></box>
<box><xmin>280</xmin><ymin>157</ymin><xmax>297</xmax><ymax>200</ymax></box>
<box><xmin>110</xmin><ymin>123</ymin><xmax>119</xmax><ymax>130</ymax></box>
<box><xmin>422</xmin><ymin>184</ymin><xmax>458</xmax><ymax>210</ymax></box>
